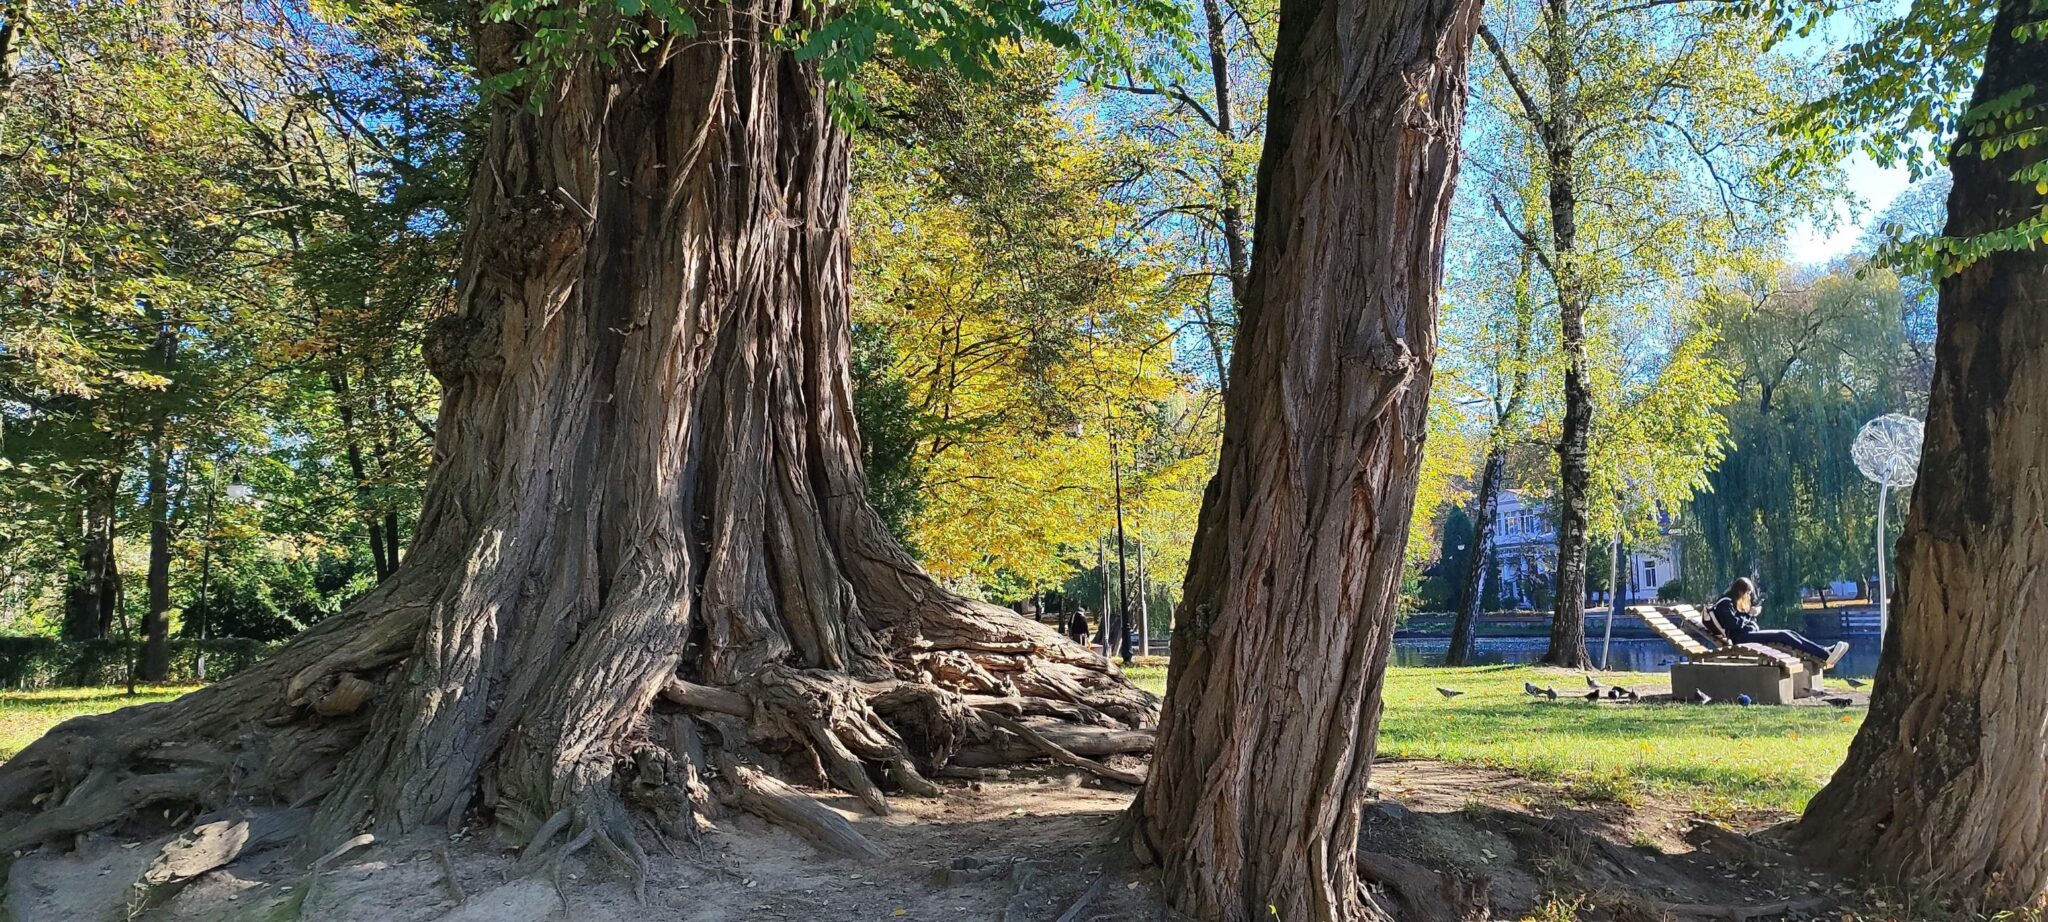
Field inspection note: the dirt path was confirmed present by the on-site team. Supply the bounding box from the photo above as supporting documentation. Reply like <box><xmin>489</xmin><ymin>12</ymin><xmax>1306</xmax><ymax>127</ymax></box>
<box><xmin>5</xmin><ymin>761</ymin><xmax>1861</xmax><ymax>922</ymax></box>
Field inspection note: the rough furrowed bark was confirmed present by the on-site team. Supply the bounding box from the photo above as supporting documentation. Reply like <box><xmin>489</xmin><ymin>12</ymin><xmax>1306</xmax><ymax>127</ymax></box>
<box><xmin>1128</xmin><ymin>0</ymin><xmax>1480</xmax><ymax>916</ymax></box>
<box><xmin>1793</xmin><ymin>0</ymin><xmax>2048</xmax><ymax>910</ymax></box>
<box><xmin>0</xmin><ymin>0</ymin><xmax>1154</xmax><ymax>886</ymax></box>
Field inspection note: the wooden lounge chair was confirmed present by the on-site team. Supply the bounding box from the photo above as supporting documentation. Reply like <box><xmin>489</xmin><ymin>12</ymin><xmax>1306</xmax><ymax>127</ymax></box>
<box><xmin>1625</xmin><ymin>604</ymin><xmax>1811</xmax><ymax>682</ymax></box>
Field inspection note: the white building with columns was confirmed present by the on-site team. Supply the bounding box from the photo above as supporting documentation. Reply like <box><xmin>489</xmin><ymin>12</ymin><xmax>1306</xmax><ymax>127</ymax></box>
<box><xmin>1490</xmin><ymin>490</ymin><xmax>1682</xmax><ymax>609</ymax></box>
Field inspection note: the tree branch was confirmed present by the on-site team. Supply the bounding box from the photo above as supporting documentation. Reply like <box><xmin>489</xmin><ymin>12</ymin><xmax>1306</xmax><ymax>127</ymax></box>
<box><xmin>1477</xmin><ymin>24</ymin><xmax>1550</xmax><ymax>135</ymax></box>
<box><xmin>1594</xmin><ymin>0</ymin><xmax>1739</xmax><ymax>22</ymax></box>
<box><xmin>1488</xmin><ymin>194</ymin><xmax>1560</xmax><ymax>279</ymax></box>
<box><xmin>1103</xmin><ymin>81</ymin><xmax>1222</xmax><ymax>133</ymax></box>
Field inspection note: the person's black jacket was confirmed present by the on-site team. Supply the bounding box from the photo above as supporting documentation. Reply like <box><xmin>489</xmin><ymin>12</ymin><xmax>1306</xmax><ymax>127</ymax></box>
<box><xmin>1710</xmin><ymin>596</ymin><xmax>1758</xmax><ymax>637</ymax></box>
<box><xmin>1067</xmin><ymin>611</ymin><xmax>1089</xmax><ymax>637</ymax></box>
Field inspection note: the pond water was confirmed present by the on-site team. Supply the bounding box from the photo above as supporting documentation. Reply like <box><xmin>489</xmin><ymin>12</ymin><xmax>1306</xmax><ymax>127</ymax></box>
<box><xmin>1391</xmin><ymin>635</ymin><xmax>1881</xmax><ymax>679</ymax></box>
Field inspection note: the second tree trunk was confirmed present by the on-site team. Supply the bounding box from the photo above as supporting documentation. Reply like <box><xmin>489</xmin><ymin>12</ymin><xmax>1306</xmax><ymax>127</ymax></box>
<box><xmin>1131</xmin><ymin>0</ymin><xmax>1482</xmax><ymax>916</ymax></box>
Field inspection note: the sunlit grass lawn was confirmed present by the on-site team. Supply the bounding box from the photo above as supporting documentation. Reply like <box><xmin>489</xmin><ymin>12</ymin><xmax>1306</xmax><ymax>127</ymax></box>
<box><xmin>1123</xmin><ymin>660</ymin><xmax>1862</xmax><ymax>816</ymax></box>
<box><xmin>0</xmin><ymin>685</ymin><xmax>199</xmax><ymax>762</ymax></box>
<box><xmin>11</xmin><ymin>664</ymin><xmax>1862</xmax><ymax>816</ymax></box>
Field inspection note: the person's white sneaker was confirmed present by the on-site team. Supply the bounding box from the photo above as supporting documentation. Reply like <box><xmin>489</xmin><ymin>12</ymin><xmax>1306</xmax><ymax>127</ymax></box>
<box><xmin>1824</xmin><ymin>641</ymin><xmax>1850</xmax><ymax>670</ymax></box>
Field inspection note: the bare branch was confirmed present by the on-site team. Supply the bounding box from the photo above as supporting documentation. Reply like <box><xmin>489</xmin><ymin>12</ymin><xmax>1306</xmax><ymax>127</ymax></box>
<box><xmin>1102</xmin><ymin>80</ymin><xmax>1223</xmax><ymax>133</ymax></box>
<box><xmin>1477</xmin><ymin>24</ymin><xmax>1550</xmax><ymax>135</ymax></box>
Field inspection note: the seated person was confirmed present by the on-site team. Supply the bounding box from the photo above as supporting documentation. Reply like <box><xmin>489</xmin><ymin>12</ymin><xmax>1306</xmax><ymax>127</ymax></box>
<box><xmin>1710</xmin><ymin>577</ymin><xmax>1849</xmax><ymax>669</ymax></box>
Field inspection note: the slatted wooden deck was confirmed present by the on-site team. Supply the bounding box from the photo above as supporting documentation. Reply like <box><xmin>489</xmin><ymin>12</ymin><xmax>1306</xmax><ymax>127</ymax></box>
<box><xmin>1625</xmin><ymin>605</ymin><xmax>1809</xmax><ymax>677</ymax></box>
<box><xmin>1627</xmin><ymin>604</ymin><xmax>1714</xmax><ymax>657</ymax></box>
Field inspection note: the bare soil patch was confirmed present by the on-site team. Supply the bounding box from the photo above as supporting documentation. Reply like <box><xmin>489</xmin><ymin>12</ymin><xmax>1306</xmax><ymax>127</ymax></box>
<box><xmin>5</xmin><ymin>760</ymin><xmax>1862</xmax><ymax>922</ymax></box>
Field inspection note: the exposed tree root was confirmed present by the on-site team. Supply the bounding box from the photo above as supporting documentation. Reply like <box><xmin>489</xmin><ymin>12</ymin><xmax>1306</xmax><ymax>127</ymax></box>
<box><xmin>0</xmin><ymin>598</ymin><xmax>1153</xmax><ymax>914</ymax></box>
<box><xmin>1355</xmin><ymin>849</ymin><xmax>1482</xmax><ymax>922</ymax></box>
<box><xmin>298</xmin><ymin>833</ymin><xmax>375</xmax><ymax>921</ymax></box>
<box><xmin>1680</xmin><ymin>820</ymin><xmax>1772</xmax><ymax>869</ymax></box>
<box><xmin>434</xmin><ymin>845</ymin><xmax>466</xmax><ymax>906</ymax></box>
<box><xmin>127</xmin><ymin>808</ymin><xmax>310</xmax><ymax>913</ymax></box>
<box><xmin>715</xmin><ymin>752</ymin><xmax>886</xmax><ymax>859</ymax></box>
<box><xmin>952</xmin><ymin>724</ymin><xmax>1155</xmax><ymax>767</ymax></box>
<box><xmin>1595</xmin><ymin>893</ymin><xmax>1828</xmax><ymax>921</ymax></box>
<box><xmin>0</xmin><ymin>765</ymin><xmax>215</xmax><ymax>856</ymax></box>
<box><xmin>1052</xmin><ymin>875</ymin><xmax>1106</xmax><ymax>922</ymax></box>
<box><xmin>976</xmin><ymin>713</ymin><xmax>1145</xmax><ymax>786</ymax></box>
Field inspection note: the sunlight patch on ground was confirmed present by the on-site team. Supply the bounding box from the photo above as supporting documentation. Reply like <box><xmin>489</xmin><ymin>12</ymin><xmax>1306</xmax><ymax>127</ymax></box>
<box><xmin>1</xmin><ymin>685</ymin><xmax>198</xmax><ymax>762</ymax></box>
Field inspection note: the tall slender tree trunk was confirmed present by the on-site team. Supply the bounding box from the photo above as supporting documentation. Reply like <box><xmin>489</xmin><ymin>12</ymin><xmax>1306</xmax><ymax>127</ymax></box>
<box><xmin>1454</xmin><ymin>249</ymin><xmax>1535</xmax><ymax>666</ymax></box>
<box><xmin>1098</xmin><ymin>537</ymin><xmax>1112</xmax><ymax>655</ymax></box>
<box><xmin>373</xmin><ymin>379</ymin><xmax>409</xmax><ymax>567</ymax></box>
<box><xmin>1130</xmin><ymin>0</ymin><xmax>1481</xmax><ymax>915</ymax></box>
<box><xmin>1539</xmin><ymin>0</ymin><xmax>1591</xmax><ymax>668</ymax></box>
<box><xmin>0</xmin><ymin>0</ymin><xmax>23</xmax><ymax>113</ymax></box>
<box><xmin>62</xmin><ymin>465</ymin><xmax>121</xmax><ymax>641</ymax></box>
<box><xmin>1198</xmin><ymin>0</ymin><xmax>1247</xmax><ymax>394</ymax></box>
<box><xmin>1134</xmin><ymin>539</ymin><xmax>1150</xmax><ymax>657</ymax></box>
<box><xmin>1448</xmin><ymin>446</ymin><xmax>1504</xmax><ymax>666</ymax></box>
<box><xmin>140</xmin><ymin>317</ymin><xmax>179</xmax><ymax>682</ymax></box>
<box><xmin>1201</xmin><ymin>0</ymin><xmax>1249</xmax><ymax>310</ymax></box>
<box><xmin>0</xmin><ymin>3</ymin><xmax>1148</xmax><ymax>862</ymax></box>
<box><xmin>1795</xmin><ymin>0</ymin><xmax>2048</xmax><ymax>909</ymax></box>
<box><xmin>330</xmin><ymin>371</ymin><xmax>393</xmax><ymax>580</ymax></box>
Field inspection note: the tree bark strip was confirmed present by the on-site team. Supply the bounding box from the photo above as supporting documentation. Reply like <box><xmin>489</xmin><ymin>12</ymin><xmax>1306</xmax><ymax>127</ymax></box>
<box><xmin>1131</xmin><ymin>0</ymin><xmax>1481</xmax><ymax>915</ymax></box>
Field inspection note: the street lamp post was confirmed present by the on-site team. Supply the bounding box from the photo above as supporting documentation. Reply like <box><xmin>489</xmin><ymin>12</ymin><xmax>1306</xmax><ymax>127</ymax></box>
<box><xmin>1602</xmin><ymin>533</ymin><xmax>1620</xmax><ymax>672</ymax></box>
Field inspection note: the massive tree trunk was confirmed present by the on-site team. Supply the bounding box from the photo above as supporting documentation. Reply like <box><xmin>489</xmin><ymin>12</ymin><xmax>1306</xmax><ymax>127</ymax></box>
<box><xmin>1129</xmin><ymin>0</ymin><xmax>1480</xmax><ymax>915</ymax></box>
<box><xmin>1447</xmin><ymin>447</ymin><xmax>1504</xmax><ymax>666</ymax></box>
<box><xmin>1794</xmin><ymin>0</ymin><xmax>2048</xmax><ymax>910</ymax></box>
<box><xmin>0</xmin><ymin>3</ymin><xmax>1150</xmax><ymax>868</ymax></box>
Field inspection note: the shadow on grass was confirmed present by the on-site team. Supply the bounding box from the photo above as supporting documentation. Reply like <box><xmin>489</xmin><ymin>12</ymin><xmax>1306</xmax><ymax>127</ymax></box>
<box><xmin>1377</xmin><ymin>690</ymin><xmax>1861</xmax><ymax>812</ymax></box>
<box><xmin>1</xmin><ymin>686</ymin><xmax>195</xmax><ymax>707</ymax></box>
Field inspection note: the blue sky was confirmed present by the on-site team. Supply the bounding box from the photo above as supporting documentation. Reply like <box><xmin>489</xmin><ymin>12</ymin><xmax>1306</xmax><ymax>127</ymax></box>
<box><xmin>1785</xmin><ymin>153</ymin><xmax>1916</xmax><ymax>265</ymax></box>
<box><xmin>1781</xmin><ymin>0</ymin><xmax>1925</xmax><ymax>266</ymax></box>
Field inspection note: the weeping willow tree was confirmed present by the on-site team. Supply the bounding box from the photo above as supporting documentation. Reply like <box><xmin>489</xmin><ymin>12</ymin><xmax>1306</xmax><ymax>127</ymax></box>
<box><xmin>1680</xmin><ymin>263</ymin><xmax>1925</xmax><ymax>621</ymax></box>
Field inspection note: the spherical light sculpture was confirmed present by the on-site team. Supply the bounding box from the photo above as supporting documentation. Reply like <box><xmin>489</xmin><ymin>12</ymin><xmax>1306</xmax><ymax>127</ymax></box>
<box><xmin>1852</xmin><ymin>413</ymin><xmax>1923</xmax><ymax>641</ymax></box>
